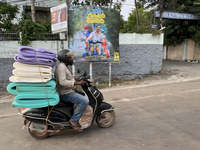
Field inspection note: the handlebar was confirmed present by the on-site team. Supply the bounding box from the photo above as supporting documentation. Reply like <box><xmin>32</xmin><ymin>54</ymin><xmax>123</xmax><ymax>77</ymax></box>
<box><xmin>78</xmin><ymin>72</ymin><xmax>93</xmax><ymax>84</ymax></box>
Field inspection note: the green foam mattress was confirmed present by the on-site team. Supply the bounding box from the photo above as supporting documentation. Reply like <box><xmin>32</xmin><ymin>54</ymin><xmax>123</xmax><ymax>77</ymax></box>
<box><xmin>11</xmin><ymin>92</ymin><xmax>60</xmax><ymax>108</ymax></box>
<box><xmin>7</xmin><ymin>80</ymin><xmax>57</xmax><ymax>95</ymax></box>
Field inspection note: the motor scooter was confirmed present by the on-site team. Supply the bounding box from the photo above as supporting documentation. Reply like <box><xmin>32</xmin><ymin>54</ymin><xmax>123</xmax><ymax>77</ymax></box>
<box><xmin>19</xmin><ymin>72</ymin><xmax>115</xmax><ymax>140</ymax></box>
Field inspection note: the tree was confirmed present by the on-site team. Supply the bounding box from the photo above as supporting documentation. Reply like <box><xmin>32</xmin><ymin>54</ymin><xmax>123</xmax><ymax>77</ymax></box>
<box><xmin>119</xmin><ymin>15</ymin><xmax>127</xmax><ymax>33</ymax></box>
<box><xmin>119</xmin><ymin>1</ymin><xmax>161</xmax><ymax>36</ymax></box>
<box><xmin>135</xmin><ymin>0</ymin><xmax>140</xmax><ymax>27</ymax></box>
<box><xmin>161</xmin><ymin>0</ymin><xmax>200</xmax><ymax>46</ymax></box>
<box><xmin>0</xmin><ymin>0</ymin><xmax>19</xmax><ymax>31</ymax></box>
<box><xmin>138</xmin><ymin>0</ymin><xmax>200</xmax><ymax>46</ymax></box>
<box><xmin>125</xmin><ymin>5</ymin><xmax>152</xmax><ymax>33</ymax></box>
<box><xmin>163</xmin><ymin>18</ymin><xmax>200</xmax><ymax>46</ymax></box>
<box><xmin>17</xmin><ymin>13</ymin><xmax>48</xmax><ymax>45</ymax></box>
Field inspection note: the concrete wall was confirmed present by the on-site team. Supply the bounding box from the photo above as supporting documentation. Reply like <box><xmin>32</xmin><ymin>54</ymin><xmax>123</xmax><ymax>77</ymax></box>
<box><xmin>186</xmin><ymin>39</ymin><xmax>195</xmax><ymax>60</ymax></box>
<box><xmin>74</xmin><ymin>44</ymin><xmax>163</xmax><ymax>82</ymax></box>
<box><xmin>167</xmin><ymin>42</ymin><xmax>184</xmax><ymax>60</ymax></box>
<box><xmin>0</xmin><ymin>41</ymin><xmax>67</xmax><ymax>58</ymax></box>
<box><xmin>163</xmin><ymin>39</ymin><xmax>200</xmax><ymax>61</ymax></box>
<box><xmin>0</xmin><ymin>33</ymin><xmax>163</xmax><ymax>90</ymax></box>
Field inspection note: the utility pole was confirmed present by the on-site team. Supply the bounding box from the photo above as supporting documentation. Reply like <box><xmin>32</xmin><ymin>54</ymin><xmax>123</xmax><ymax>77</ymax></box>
<box><xmin>58</xmin><ymin>0</ymin><xmax>60</xmax><ymax>5</ymax></box>
<box><xmin>31</xmin><ymin>0</ymin><xmax>35</xmax><ymax>22</ymax></box>
<box><xmin>134</xmin><ymin>0</ymin><xmax>139</xmax><ymax>27</ymax></box>
<box><xmin>110</xmin><ymin>0</ymin><xmax>113</xmax><ymax>9</ymax></box>
<box><xmin>159</xmin><ymin>0</ymin><xmax>164</xmax><ymax>29</ymax></box>
<box><xmin>66</xmin><ymin>0</ymin><xmax>72</xmax><ymax>5</ymax></box>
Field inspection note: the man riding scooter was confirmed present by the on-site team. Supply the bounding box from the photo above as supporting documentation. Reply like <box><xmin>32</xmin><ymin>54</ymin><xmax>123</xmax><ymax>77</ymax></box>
<box><xmin>56</xmin><ymin>49</ymin><xmax>89</xmax><ymax>132</ymax></box>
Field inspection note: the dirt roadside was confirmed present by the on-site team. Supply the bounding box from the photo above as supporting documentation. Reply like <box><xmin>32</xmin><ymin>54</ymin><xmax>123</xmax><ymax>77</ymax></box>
<box><xmin>138</xmin><ymin>60</ymin><xmax>200</xmax><ymax>85</ymax></box>
<box><xmin>1</xmin><ymin>60</ymin><xmax>200</xmax><ymax>101</ymax></box>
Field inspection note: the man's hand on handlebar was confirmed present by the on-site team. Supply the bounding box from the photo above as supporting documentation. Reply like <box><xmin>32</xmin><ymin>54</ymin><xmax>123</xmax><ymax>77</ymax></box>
<box><xmin>74</xmin><ymin>80</ymin><xmax>87</xmax><ymax>86</ymax></box>
<box><xmin>74</xmin><ymin>77</ymin><xmax>79</xmax><ymax>81</ymax></box>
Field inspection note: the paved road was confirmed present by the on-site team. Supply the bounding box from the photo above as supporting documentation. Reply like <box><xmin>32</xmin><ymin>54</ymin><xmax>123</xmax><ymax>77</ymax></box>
<box><xmin>1</xmin><ymin>79</ymin><xmax>200</xmax><ymax>150</ymax></box>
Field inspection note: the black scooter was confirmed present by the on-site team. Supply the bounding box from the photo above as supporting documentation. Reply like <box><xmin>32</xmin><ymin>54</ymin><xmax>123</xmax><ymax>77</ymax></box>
<box><xmin>19</xmin><ymin>72</ymin><xmax>116</xmax><ymax>140</ymax></box>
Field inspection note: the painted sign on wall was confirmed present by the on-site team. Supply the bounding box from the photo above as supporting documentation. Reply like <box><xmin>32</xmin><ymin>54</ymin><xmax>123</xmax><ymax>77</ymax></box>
<box><xmin>68</xmin><ymin>5</ymin><xmax>120</xmax><ymax>62</ymax></box>
<box><xmin>155</xmin><ymin>11</ymin><xmax>200</xmax><ymax>20</ymax></box>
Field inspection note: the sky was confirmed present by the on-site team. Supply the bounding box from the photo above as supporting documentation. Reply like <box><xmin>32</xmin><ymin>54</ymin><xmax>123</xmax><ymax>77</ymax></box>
<box><xmin>120</xmin><ymin>0</ymin><xmax>135</xmax><ymax>20</ymax></box>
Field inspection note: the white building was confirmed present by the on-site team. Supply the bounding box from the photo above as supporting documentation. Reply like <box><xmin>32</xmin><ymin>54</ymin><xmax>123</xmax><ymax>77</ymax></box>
<box><xmin>8</xmin><ymin>0</ymin><xmax>135</xmax><ymax>23</ymax></box>
<box><xmin>7</xmin><ymin>0</ymin><xmax>66</xmax><ymax>24</ymax></box>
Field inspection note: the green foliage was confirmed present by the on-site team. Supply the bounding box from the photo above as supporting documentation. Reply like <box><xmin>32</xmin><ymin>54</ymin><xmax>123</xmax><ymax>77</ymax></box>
<box><xmin>126</xmin><ymin>8</ymin><xmax>152</xmax><ymax>33</ymax></box>
<box><xmin>37</xmin><ymin>15</ymin><xmax>51</xmax><ymax>32</ymax></box>
<box><xmin>163</xmin><ymin>19</ymin><xmax>200</xmax><ymax>46</ymax></box>
<box><xmin>161</xmin><ymin>0</ymin><xmax>200</xmax><ymax>46</ymax></box>
<box><xmin>17</xmin><ymin>13</ymin><xmax>48</xmax><ymax>46</ymax></box>
<box><xmin>0</xmin><ymin>0</ymin><xmax>19</xmax><ymax>31</ymax></box>
<box><xmin>119</xmin><ymin>15</ymin><xmax>127</xmax><ymax>33</ymax></box>
<box><xmin>190</xmin><ymin>22</ymin><xmax>200</xmax><ymax>44</ymax></box>
<box><xmin>137</xmin><ymin>0</ymin><xmax>200</xmax><ymax>46</ymax></box>
<box><xmin>120</xmin><ymin>6</ymin><xmax>161</xmax><ymax>35</ymax></box>
<box><xmin>152</xmin><ymin>29</ymin><xmax>162</xmax><ymax>36</ymax></box>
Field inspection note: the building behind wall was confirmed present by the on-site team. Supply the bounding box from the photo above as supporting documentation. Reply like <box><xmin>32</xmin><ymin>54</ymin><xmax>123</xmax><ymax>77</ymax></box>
<box><xmin>7</xmin><ymin>0</ymin><xmax>66</xmax><ymax>24</ymax></box>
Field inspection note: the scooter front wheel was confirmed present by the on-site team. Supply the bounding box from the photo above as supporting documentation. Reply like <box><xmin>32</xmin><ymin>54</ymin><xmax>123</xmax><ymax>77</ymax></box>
<box><xmin>96</xmin><ymin>110</ymin><xmax>116</xmax><ymax>128</ymax></box>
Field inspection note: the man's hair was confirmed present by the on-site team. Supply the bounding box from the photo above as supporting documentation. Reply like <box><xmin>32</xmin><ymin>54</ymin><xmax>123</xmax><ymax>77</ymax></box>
<box><xmin>96</xmin><ymin>24</ymin><xmax>101</xmax><ymax>28</ymax></box>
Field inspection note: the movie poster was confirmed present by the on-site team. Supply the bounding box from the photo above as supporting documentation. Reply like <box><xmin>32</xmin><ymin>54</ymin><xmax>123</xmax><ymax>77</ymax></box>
<box><xmin>68</xmin><ymin>5</ymin><xmax>120</xmax><ymax>62</ymax></box>
<box><xmin>51</xmin><ymin>3</ymin><xmax>67</xmax><ymax>34</ymax></box>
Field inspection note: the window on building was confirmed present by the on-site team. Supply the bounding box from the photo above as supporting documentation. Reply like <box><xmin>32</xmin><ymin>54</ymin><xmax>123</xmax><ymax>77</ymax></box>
<box><xmin>24</xmin><ymin>6</ymin><xmax>50</xmax><ymax>22</ymax></box>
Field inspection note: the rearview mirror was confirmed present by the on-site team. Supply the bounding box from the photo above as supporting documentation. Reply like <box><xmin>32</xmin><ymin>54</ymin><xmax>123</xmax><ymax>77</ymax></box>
<box><xmin>77</xmin><ymin>69</ymin><xmax>81</xmax><ymax>73</ymax></box>
<box><xmin>83</xmin><ymin>71</ymin><xmax>87</xmax><ymax>76</ymax></box>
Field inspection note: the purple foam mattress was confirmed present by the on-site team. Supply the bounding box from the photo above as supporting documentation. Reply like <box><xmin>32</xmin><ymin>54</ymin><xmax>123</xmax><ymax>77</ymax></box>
<box><xmin>14</xmin><ymin>55</ymin><xmax>55</xmax><ymax>67</ymax></box>
<box><xmin>18</xmin><ymin>46</ymin><xmax>57</xmax><ymax>61</ymax></box>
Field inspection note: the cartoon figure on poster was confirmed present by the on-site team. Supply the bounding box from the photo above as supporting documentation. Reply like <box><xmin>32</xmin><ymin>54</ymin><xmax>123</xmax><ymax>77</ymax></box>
<box><xmin>68</xmin><ymin>6</ymin><xmax>120</xmax><ymax>62</ymax></box>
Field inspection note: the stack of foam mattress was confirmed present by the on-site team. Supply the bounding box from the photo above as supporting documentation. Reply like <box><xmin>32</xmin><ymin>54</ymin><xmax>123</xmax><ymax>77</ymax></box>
<box><xmin>7</xmin><ymin>46</ymin><xmax>59</xmax><ymax>108</ymax></box>
<box><xmin>10</xmin><ymin>46</ymin><xmax>57</xmax><ymax>82</ymax></box>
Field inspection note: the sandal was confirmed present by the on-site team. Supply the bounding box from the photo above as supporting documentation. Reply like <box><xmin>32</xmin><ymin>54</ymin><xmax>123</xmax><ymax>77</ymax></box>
<box><xmin>69</xmin><ymin>121</ymin><xmax>83</xmax><ymax>132</ymax></box>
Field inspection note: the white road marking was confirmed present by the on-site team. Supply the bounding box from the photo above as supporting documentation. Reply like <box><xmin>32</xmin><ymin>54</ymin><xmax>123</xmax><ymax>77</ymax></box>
<box><xmin>108</xmin><ymin>88</ymin><xmax>200</xmax><ymax>104</ymax></box>
<box><xmin>101</xmin><ymin>77</ymin><xmax>200</xmax><ymax>93</ymax></box>
<box><xmin>0</xmin><ymin>99</ymin><xmax>14</xmax><ymax>104</ymax></box>
<box><xmin>0</xmin><ymin>113</ymin><xmax>18</xmax><ymax>118</ymax></box>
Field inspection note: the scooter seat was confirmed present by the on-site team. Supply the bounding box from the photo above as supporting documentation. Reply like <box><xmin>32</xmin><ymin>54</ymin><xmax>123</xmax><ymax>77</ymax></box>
<box><xmin>56</xmin><ymin>101</ymin><xmax>74</xmax><ymax>107</ymax></box>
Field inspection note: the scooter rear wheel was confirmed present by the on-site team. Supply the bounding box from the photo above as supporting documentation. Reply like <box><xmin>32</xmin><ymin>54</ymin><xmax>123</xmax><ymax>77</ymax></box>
<box><xmin>96</xmin><ymin>110</ymin><xmax>116</xmax><ymax>128</ymax></box>
<box><xmin>28</xmin><ymin>122</ymin><xmax>49</xmax><ymax>140</ymax></box>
